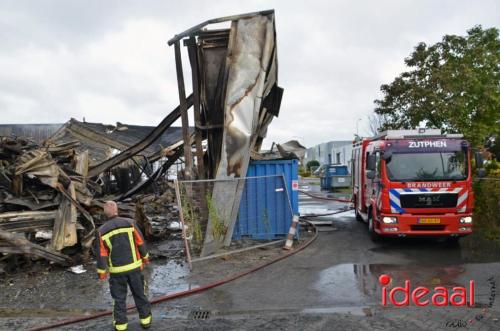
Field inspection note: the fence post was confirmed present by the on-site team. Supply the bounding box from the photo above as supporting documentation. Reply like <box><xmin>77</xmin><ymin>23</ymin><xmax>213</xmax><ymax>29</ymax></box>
<box><xmin>174</xmin><ymin>179</ymin><xmax>192</xmax><ymax>270</ymax></box>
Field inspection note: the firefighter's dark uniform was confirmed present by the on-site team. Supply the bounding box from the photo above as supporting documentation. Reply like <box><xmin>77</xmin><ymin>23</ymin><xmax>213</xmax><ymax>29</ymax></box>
<box><xmin>96</xmin><ymin>217</ymin><xmax>152</xmax><ymax>331</ymax></box>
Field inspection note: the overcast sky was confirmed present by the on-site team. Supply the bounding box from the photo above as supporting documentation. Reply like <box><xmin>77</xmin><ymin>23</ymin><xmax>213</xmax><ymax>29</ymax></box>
<box><xmin>0</xmin><ymin>1</ymin><xmax>498</xmax><ymax>148</ymax></box>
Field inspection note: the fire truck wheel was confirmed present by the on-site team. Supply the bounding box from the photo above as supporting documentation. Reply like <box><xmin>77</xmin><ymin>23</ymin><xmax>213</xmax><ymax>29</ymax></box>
<box><xmin>368</xmin><ymin>215</ymin><xmax>381</xmax><ymax>242</ymax></box>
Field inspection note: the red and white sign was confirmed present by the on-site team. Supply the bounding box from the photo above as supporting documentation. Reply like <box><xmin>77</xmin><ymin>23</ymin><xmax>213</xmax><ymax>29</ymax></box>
<box><xmin>292</xmin><ymin>180</ymin><xmax>299</xmax><ymax>191</ymax></box>
<box><xmin>406</xmin><ymin>182</ymin><xmax>452</xmax><ymax>189</ymax></box>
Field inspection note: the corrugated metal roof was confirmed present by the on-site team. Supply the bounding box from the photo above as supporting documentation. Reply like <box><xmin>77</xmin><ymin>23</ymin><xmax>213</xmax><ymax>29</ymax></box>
<box><xmin>0</xmin><ymin>120</ymin><xmax>191</xmax><ymax>166</ymax></box>
<box><xmin>49</xmin><ymin>118</ymin><xmax>190</xmax><ymax>165</ymax></box>
<box><xmin>0</xmin><ymin>124</ymin><xmax>63</xmax><ymax>143</ymax></box>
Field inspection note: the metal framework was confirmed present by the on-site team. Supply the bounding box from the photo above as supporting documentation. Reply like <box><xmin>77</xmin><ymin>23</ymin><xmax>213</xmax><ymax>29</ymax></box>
<box><xmin>168</xmin><ymin>10</ymin><xmax>284</xmax><ymax>255</ymax></box>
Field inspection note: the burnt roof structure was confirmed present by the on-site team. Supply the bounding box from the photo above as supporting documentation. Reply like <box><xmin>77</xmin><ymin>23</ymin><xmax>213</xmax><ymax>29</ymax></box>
<box><xmin>169</xmin><ymin>10</ymin><xmax>284</xmax><ymax>256</ymax></box>
<box><xmin>49</xmin><ymin>118</ymin><xmax>187</xmax><ymax>165</ymax></box>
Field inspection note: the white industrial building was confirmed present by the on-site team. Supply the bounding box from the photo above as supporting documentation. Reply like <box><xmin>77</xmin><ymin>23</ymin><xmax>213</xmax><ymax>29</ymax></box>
<box><xmin>304</xmin><ymin>140</ymin><xmax>353</xmax><ymax>168</ymax></box>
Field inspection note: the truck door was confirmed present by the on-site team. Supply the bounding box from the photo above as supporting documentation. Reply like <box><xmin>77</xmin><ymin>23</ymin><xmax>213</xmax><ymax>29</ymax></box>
<box><xmin>353</xmin><ymin>147</ymin><xmax>362</xmax><ymax>212</ymax></box>
<box><xmin>365</xmin><ymin>151</ymin><xmax>373</xmax><ymax>209</ymax></box>
<box><xmin>365</xmin><ymin>151</ymin><xmax>381</xmax><ymax>211</ymax></box>
<box><xmin>373</xmin><ymin>151</ymin><xmax>382</xmax><ymax>210</ymax></box>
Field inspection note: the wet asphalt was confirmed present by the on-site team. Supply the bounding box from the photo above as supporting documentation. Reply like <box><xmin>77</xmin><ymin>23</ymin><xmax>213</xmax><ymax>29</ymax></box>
<box><xmin>3</xmin><ymin>178</ymin><xmax>499</xmax><ymax>330</ymax></box>
<box><xmin>154</xmin><ymin>178</ymin><xmax>500</xmax><ymax>316</ymax></box>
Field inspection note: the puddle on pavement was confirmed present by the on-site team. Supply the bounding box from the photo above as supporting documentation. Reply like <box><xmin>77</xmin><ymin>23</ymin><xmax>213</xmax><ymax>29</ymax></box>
<box><xmin>313</xmin><ymin>263</ymin><xmax>499</xmax><ymax>307</ymax></box>
<box><xmin>146</xmin><ymin>259</ymin><xmax>193</xmax><ymax>297</ymax></box>
<box><xmin>314</xmin><ymin>264</ymin><xmax>372</xmax><ymax>305</ymax></box>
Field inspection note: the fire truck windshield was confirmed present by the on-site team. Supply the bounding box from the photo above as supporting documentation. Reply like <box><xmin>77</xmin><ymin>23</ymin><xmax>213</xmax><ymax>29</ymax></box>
<box><xmin>385</xmin><ymin>151</ymin><xmax>468</xmax><ymax>182</ymax></box>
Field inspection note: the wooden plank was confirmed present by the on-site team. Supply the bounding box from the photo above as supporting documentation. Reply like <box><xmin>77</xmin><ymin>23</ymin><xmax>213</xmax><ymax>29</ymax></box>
<box><xmin>0</xmin><ymin>211</ymin><xmax>56</xmax><ymax>232</ymax></box>
<box><xmin>192</xmin><ymin>239</ymin><xmax>285</xmax><ymax>263</ymax></box>
<box><xmin>174</xmin><ymin>41</ymin><xmax>194</xmax><ymax>179</ymax></box>
<box><xmin>0</xmin><ymin>211</ymin><xmax>57</xmax><ymax>220</ymax></box>
<box><xmin>0</xmin><ymin>229</ymin><xmax>71</xmax><ymax>265</ymax></box>
<box><xmin>174</xmin><ymin>179</ymin><xmax>192</xmax><ymax>270</ymax></box>
<box><xmin>56</xmin><ymin>182</ymin><xmax>95</xmax><ymax>248</ymax></box>
<box><xmin>75</xmin><ymin>150</ymin><xmax>89</xmax><ymax>177</ymax></box>
<box><xmin>51</xmin><ymin>182</ymin><xmax>77</xmax><ymax>250</ymax></box>
<box><xmin>187</xmin><ymin>37</ymin><xmax>205</xmax><ymax>179</ymax></box>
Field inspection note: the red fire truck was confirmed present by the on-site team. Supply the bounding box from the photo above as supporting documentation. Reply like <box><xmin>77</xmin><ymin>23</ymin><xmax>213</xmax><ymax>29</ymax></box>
<box><xmin>352</xmin><ymin>129</ymin><xmax>484</xmax><ymax>241</ymax></box>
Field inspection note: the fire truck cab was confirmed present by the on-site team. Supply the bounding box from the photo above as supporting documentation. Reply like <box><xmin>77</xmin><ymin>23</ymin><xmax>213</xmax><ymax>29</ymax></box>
<box><xmin>352</xmin><ymin>129</ymin><xmax>478</xmax><ymax>241</ymax></box>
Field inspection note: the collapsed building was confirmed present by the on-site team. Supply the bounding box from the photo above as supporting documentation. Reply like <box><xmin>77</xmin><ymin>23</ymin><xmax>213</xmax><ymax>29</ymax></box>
<box><xmin>0</xmin><ymin>9</ymin><xmax>284</xmax><ymax>270</ymax></box>
<box><xmin>0</xmin><ymin>119</ymin><xmax>187</xmax><ymax>271</ymax></box>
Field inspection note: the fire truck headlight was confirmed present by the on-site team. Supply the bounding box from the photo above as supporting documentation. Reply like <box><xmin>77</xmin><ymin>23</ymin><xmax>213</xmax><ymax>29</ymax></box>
<box><xmin>460</xmin><ymin>216</ymin><xmax>472</xmax><ymax>224</ymax></box>
<box><xmin>382</xmin><ymin>217</ymin><xmax>398</xmax><ymax>224</ymax></box>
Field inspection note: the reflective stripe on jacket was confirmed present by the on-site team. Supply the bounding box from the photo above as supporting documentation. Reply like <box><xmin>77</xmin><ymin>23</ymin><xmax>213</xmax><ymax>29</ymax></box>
<box><xmin>96</xmin><ymin>217</ymin><xmax>148</xmax><ymax>275</ymax></box>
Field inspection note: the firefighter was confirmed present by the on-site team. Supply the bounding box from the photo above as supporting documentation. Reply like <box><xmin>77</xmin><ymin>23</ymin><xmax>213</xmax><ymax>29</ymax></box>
<box><xmin>96</xmin><ymin>201</ymin><xmax>152</xmax><ymax>331</ymax></box>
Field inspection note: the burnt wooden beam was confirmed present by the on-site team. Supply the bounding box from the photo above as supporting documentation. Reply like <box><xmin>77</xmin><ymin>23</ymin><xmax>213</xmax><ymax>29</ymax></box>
<box><xmin>174</xmin><ymin>40</ymin><xmax>194</xmax><ymax>179</ymax></box>
<box><xmin>187</xmin><ymin>37</ymin><xmax>205</xmax><ymax>179</ymax></box>
<box><xmin>87</xmin><ymin>95</ymin><xmax>192</xmax><ymax>178</ymax></box>
<box><xmin>0</xmin><ymin>211</ymin><xmax>56</xmax><ymax>232</ymax></box>
<box><xmin>0</xmin><ymin>229</ymin><xmax>71</xmax><ymax>265</ymax></box>
<box><xmin>56</xmin><ymin>182</ymin><xmax>95</xmax><ymax>248</ymax></box>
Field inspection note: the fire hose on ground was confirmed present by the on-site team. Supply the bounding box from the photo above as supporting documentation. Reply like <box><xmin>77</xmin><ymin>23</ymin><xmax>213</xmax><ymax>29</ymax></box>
<box><xmin>28</xmin><ymin>221</ymin><xmax>319</xmax><ymax>331</ymax></box>
<box><xmin>300</xmin><ymin>208</ymin><xmax>354</xmax><ymax>219</ymax></box>
<box><xmin>299</xmin><ymin>189</ymin><xmax>352</xmax><ymax>203</ymax></box>
<box><xmin>299</xmin><ymin>189</ymin><xmax>354</xmax><ymax>218</ymax></box>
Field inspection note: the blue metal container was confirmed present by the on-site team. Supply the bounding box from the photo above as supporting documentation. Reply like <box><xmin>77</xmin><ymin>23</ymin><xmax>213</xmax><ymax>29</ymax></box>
<box><xmin>320</xmin><ymin>176</ymin><xmax>331</xmax><ymax>189</ymax></box>
<box><xmin>233</xmin><ymin>159</ymin><xmax>299</xmax><ymax>240</ymax></box>
<box><xmin>329</xmin><ymin>165</ymin><xmax>348</xmax><ymax>176</ymax></box>
<box><xmin>320</xmin><ymin>164</ymin><xmax>349</xmax><ymax>189</ymax></box>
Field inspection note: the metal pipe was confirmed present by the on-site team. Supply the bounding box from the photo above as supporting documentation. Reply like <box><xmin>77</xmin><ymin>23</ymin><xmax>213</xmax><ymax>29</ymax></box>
<box><xmin>167</xmin><ymin>9</ymin><xmax>274</xmax><ymax>45</ymax></box>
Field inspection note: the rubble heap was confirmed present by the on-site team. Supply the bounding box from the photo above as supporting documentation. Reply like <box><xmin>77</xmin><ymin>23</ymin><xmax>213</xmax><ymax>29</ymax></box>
<box><xmin>0</xmin><ymin>136</ymin><xmax>179</xmax><ymax>273</ymax></box>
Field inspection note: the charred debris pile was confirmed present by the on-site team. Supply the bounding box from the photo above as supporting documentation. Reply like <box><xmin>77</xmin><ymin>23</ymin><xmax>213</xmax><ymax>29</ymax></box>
<box><xmin>0</xmin><ymin>119</ymin><xmax>185</xmax><ymax>273</ymax></box>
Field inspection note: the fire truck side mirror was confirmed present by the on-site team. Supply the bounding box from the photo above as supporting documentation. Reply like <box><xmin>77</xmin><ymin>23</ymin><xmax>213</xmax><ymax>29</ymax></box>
<box><xmin>366</xmin><ymin>154</ymin><xmax>376</xmax><ymax>171</ymax></box>
<box><xmin>366</xmin><ymin>170</ymin><xmax>376</xmax><ymax>180</ymax></box>
<box><xmin>382</xmin><ymin>150</ymin><xmax>393</xmax><ymax>160</ymax></box>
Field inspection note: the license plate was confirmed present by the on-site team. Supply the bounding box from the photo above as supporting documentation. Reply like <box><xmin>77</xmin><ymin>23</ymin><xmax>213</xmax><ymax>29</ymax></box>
<box><xmin>418</xmin><ymin>218</ymin><xmax>441</xmax><ymax>224</ymax></box>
